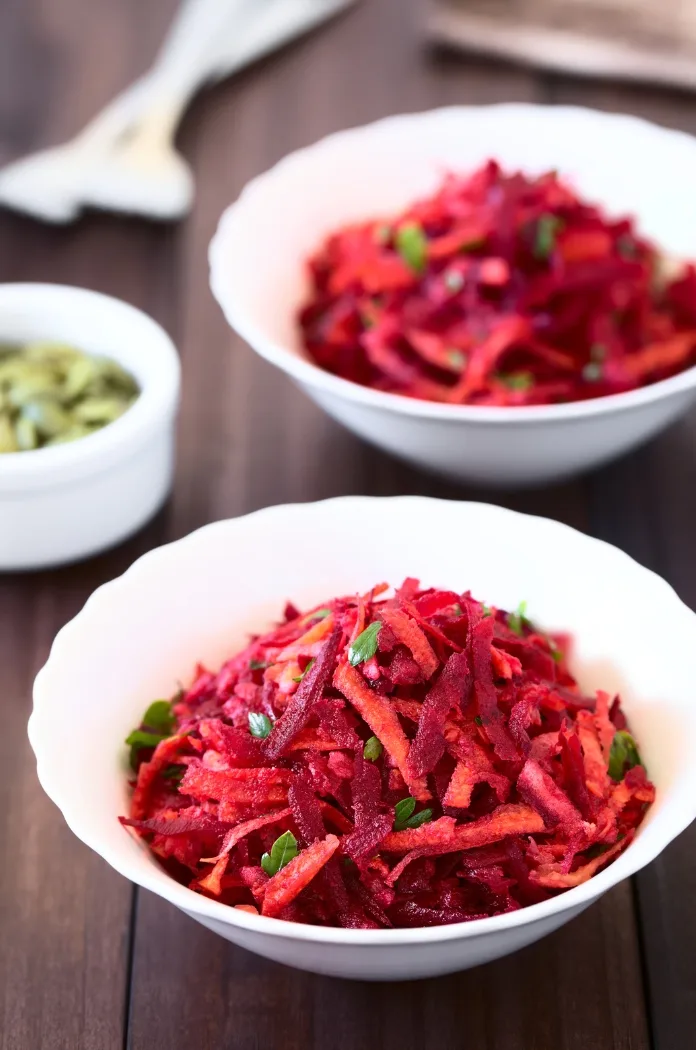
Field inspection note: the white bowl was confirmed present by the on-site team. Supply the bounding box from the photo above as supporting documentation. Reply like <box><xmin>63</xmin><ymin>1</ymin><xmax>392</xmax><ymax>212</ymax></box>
<box><xmin>209</xmin><ymin>105</ymin><xmax>696</xmax><ymax>486</ymax></box>
<box><xmin>29</xmin><ymin>497</ymin><xmax>696</xmax><ymax>980</ymax></box>
<box><xmin>0</xmin><ymin>284</ymin><xmax>180</xmax><ymax>569</ymax></box>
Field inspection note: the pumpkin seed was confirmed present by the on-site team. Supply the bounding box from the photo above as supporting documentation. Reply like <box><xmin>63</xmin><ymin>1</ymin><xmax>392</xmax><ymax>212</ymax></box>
<box><xmin>73</xmin><ymin>397</ymin><xmax>128</xmax><ymax>424</ymax></box>
<box><xmin>0</xmin><ymin>358</ymin><xmax>36</xmax><ymax>384</ymax></box>
<box><xmin>14</xmin><ymin>415</ymin><xmax>39</xmax><ymax>451</ymax></box>
<box><xmin>61</xmin><ymin>355</ymin><xmax>96</xmax><ymax>400</ymax></box>
<box><xmin>93</xmin><ymin>357</ymin><xmax>139</xmax><ymax>395</ymax></box>
<box><xmin>0</xmin><ymin>412</ymin><xmax>18</xmax><ymax>452</ymax></box>
<box><xmin>0</xmin><ymin>340</ymin><xmax>139</xmax><ymax>453</ymax></box>
<box><xmin>23</xmin><ymin>341</ymin><xmax>82</xmax><ymax>364</ymax></box>
<box><xmin>22</xmin><ymin>398</ymin><xmax>72</xmax><ymax>438</ymax></box>
<box><xmin>8</xmin><ymin>372</ymin><xmax>61</xmax><ymax>407</ymax></box>
<box><xmin>45</xmin><ymin>423</ymin><xmax>95</xmax><ymax>446</ymax></box>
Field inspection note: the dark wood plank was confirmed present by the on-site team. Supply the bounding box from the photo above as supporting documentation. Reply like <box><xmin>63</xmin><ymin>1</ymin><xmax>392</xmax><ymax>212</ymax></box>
<box><xmin>544</xmin><ymin>73</ymin><xmax>696</xmax><ymax>136</ymax></box>
<box><xmin>0</xmin><ymin>2</ymin><xmax>179</xmax><ymax>1048</ymax></box>
<box><xmin>129</xmin><ymin>882</ymin><xmax>646</xmax><ymax>1050</ymax></box>
<box><xmin>0</xmin><ymin>530</ymin><xmax>164</xmax><ymax>1050</ymax></box>
<box><xmin>545</xmin><ymin>73</ymin><xmax>696</xmax><ymax>1050</ymax></box>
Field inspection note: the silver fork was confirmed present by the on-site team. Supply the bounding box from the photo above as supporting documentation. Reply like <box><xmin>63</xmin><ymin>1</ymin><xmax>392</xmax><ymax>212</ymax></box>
<box><xmin>0</xmin><ymin>0</ymin><xmax>355</xmax><ymax>223</ymax></box>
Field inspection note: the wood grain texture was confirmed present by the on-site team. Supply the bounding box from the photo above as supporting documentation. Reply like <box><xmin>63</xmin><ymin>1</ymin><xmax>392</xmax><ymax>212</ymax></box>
<box><xmin>129</xmin><ymin>882</ymin><xmax>647</xmax><ymax>1050</ymax></box>
<box><xmin>0</xmin><ymin>3</ymin><xmax>177</xmax><ymax>1049</ymax></box>
<box><xmin>0</xmin><ymin>0</ymin><xmax>691</xmax><ymax>1047</ymax></box>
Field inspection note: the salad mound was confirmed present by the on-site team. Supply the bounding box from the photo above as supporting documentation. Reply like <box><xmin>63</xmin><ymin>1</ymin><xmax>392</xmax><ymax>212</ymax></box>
<box><xmin>121</xmin><ymin>581</ymin><xmax>654</xmax><ymax>928</ymax></box>
<box><xmin>299</xmin><ymin>161</ymin><xmax>696</xmax><ymax>406</ymax></box>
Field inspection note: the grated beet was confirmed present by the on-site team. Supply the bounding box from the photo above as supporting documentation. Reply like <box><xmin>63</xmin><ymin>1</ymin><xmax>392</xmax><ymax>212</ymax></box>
<box><xmin>121</xmin><ymin>580</ymin><xmax>654</xmax><ymax>927</ymax></box>
<box><xmin>299</xmin><ymin>161</ymin><xmax>696</xmax><ymax>406</ymax></box>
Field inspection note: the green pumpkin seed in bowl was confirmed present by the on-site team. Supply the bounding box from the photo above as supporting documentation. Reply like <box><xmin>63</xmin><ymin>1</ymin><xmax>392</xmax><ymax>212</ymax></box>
<box><xmin>0</xmin><ymin>341</ymin><xmax>139</xmax><ymax>453</ymax></box>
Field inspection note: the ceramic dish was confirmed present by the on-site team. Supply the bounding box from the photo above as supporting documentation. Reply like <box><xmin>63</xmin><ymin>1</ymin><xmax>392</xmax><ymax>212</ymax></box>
<box><xmin>0</xmin><ymin>284</ymin><xmax>180</xmax><ymax>569</ymax></box>
<box><xmin>29</xmin><ymin>497</ymin><xmax>696</xmax><ymax>979</ymax></box>
<box><xmin>209</xmin><ymin>105</ymin><xmax>696</xmax><ymax>486</ymax></box>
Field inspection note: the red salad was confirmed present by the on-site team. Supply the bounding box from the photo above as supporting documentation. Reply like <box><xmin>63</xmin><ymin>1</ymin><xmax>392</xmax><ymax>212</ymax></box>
<box><xmin>299</xmin><ymin>161</ymin><xmax>696</xmax><ymax>406</ymax></box>
<box><xmin>121</xmin><ymin>581</ymin><xmax>654</xmax><ymax>928</ymax></box>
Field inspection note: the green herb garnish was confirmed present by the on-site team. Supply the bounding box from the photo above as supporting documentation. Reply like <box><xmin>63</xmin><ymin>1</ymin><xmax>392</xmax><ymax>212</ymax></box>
<box><xmin>395</xmin><ymin>222</ymin><xmax>427</xmax><ymax>273</ymax></box>
<box><xmin>393</xmin><ymin>797</ymin><xmax>416</xmax><ymax>828</ymax></box>
<box><xmin>534</xmin><ymin>214</ymin><xmax>563</xmax><ymax>259</ymax></box>
<box><xmin>125</xmin><ymin>699</ymin><xmax>175</xmax><ymax>769</ymax></box>
<box><xmin>363</xmin><ymin>736</ymin><xmax>383</xmax><ymax>762</ymax></box>
<box><xmin>582</xmin><ymin>362</ymin><xmax>603</xmax><ymax>382</ymax></box>
<box><xmin>261</xmin><ymin>830</ymin><xmax>298</xmax><ymax>877</ymax></box>
<box><xmin>125</xmin><ymin>729</ymin><xmax>167</xmax><ymax>750</ymax></box>
<box><xmin>405</xmin><ymin>808</ymin><xmax>434</xmax><ymax>829</ymax></box>
<box><xmin>142</xmin><ymin>699</ymin><xmax>175</xmax><ymax>735</ymax></box>
<box><xmin>162</xmin><ymin>764</ymin><xmax>185</xmax><ymax>783</ymax></box>
<box><xmin>549</xmin><ymin>641</ymin><xmax>563</xmax><ymax>663</ymax></box>
<box><xmin>125</xmin><ymin>729</ymin><xmax>168</xmax><ymax>769</ymax></box>
<box><xmin>507</xmin><ymin>600</ymin><xmax>529</xmax><ymax>637</ymax></box>
<box><xmin>499</xmin><ymin>371</ymin><xmax>534</xmax><ymax>391</ymax></box>
<box><xmin>392</xmin><ymin>797</ymin><xmax>413</xmax><ymax>823</ymax></box>
<box><xmin>348</xmin><ymin>621</ymin><xmax>382</xmax><ymax>666</ymax></box>
<box><xmin>301</xmin><ymin>607</ymin><xmax>332</xmax><ymax>625</ymax></box>
<box><xmin>608</xmin><ymin>730</ymin><xmax>643</xmax><ymax>782</ymax></box>
<box><xmin>249</xmin><ymin>659</ymin><xmax>267</xmax><ymax>671</ymax></box>
<box><xmin>248</xmin><ymin>712</ymin><xmax>273</xmax><ymax>739</ymax></box>
<box><xmin>447</xmin><ymin>349</ymin><xmax>467</xmax><ymax>371</ymax></box>
<box><xmin>292</xmin><ymin>657</ymin><xmax>315</xmax><ymax>683</ymax></box>
<box><xmin>394</xmin><ymin>797</ymin><xmax>433</xmax><ymax>832</ymax></box>
<box><xmin>474</xmin><ymin>715</ymin><xmax>484</xmax><ymax>726</ymax></box>
<box><xmin>481</xmin><ymin>604</ymin><xmax>492</xmax><ymax>618</ymax></box>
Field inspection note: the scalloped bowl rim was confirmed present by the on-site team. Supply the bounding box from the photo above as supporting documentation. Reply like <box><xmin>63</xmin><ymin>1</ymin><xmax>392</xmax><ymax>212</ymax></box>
<box><xmin>28</xmin><ymin>497</ymin><xmax>696</xmax><ymax>946</ymax></box>
<box><xmin>209</xmin><ymin>104</ymin><xmax>696</xmax><ymax>425</ymax></box>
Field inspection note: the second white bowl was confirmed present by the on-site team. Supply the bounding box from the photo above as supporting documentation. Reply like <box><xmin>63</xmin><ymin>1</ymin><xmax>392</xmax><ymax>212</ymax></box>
<box><xmin>210</xmin><ymin>104</ymin><xmax>696</xmax><ymax>486</ymax></box>
<box><xmin>0</xmin><ymin>284</ymin><xmax>180</xmax><ymax>569</ymax></box>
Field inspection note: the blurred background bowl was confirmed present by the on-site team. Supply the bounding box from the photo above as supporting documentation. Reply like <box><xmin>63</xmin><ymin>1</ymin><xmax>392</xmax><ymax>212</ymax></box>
<box><xmin>209</xmin><ymin>104</ymin><xmax>696</xmax><ymax>487</ymax></box>
<box><xmin>0</xmin><ymin>284</ymin><xmax>180</xmax><ymax>569</ymax></box>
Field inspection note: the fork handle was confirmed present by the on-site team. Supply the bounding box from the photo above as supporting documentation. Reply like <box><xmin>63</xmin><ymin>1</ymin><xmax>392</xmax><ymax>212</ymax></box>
<box><xmin>147</xmin><ymin>0</ymin><xmax>249</xmax><ymax>97</ymax></box>
<box><xmin>133</xmin><ymin>0</ymin><xmax>355</xmax><ymax>144</ymax></box>
<box><xmin>73</xmin><ymin>0</ymin><xmax>248</xmax><ymax>152</ymax></box>
<box><xmin>74</xmin><ymin>0</ymin><xmax>353</xmax><ymax>154</ymax></box>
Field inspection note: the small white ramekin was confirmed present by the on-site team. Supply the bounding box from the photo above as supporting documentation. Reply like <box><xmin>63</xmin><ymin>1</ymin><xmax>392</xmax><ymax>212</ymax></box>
<box><xmin>0</xmin><ymin>284</ymin><xmax>180</xmax><ymax>570</ymax></box>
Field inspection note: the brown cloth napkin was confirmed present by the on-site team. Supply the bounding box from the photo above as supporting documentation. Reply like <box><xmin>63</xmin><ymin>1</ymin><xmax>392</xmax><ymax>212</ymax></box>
<box><xmin>428</xmin><ymin>0</ymin><xmax>696</xmax><ymax>91</ymax></box>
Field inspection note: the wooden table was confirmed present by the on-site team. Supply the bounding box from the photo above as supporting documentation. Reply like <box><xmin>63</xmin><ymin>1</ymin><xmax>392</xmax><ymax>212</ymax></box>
<box><xmin>1</xmin><ymin>1</ymin><xmax>694</xmax><ymax>1047</ymax></box>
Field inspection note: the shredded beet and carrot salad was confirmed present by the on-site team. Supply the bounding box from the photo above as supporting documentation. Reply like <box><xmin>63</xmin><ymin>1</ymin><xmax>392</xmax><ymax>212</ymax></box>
<box><xmin>121</xmin><ymin>581</ymin><xmax>654</xmax><ymax>928</ymax></box>
<box><xmin>299</xmin><ymin>161</ymin><xmax>696</xmax><ymax>405</ymax></box>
